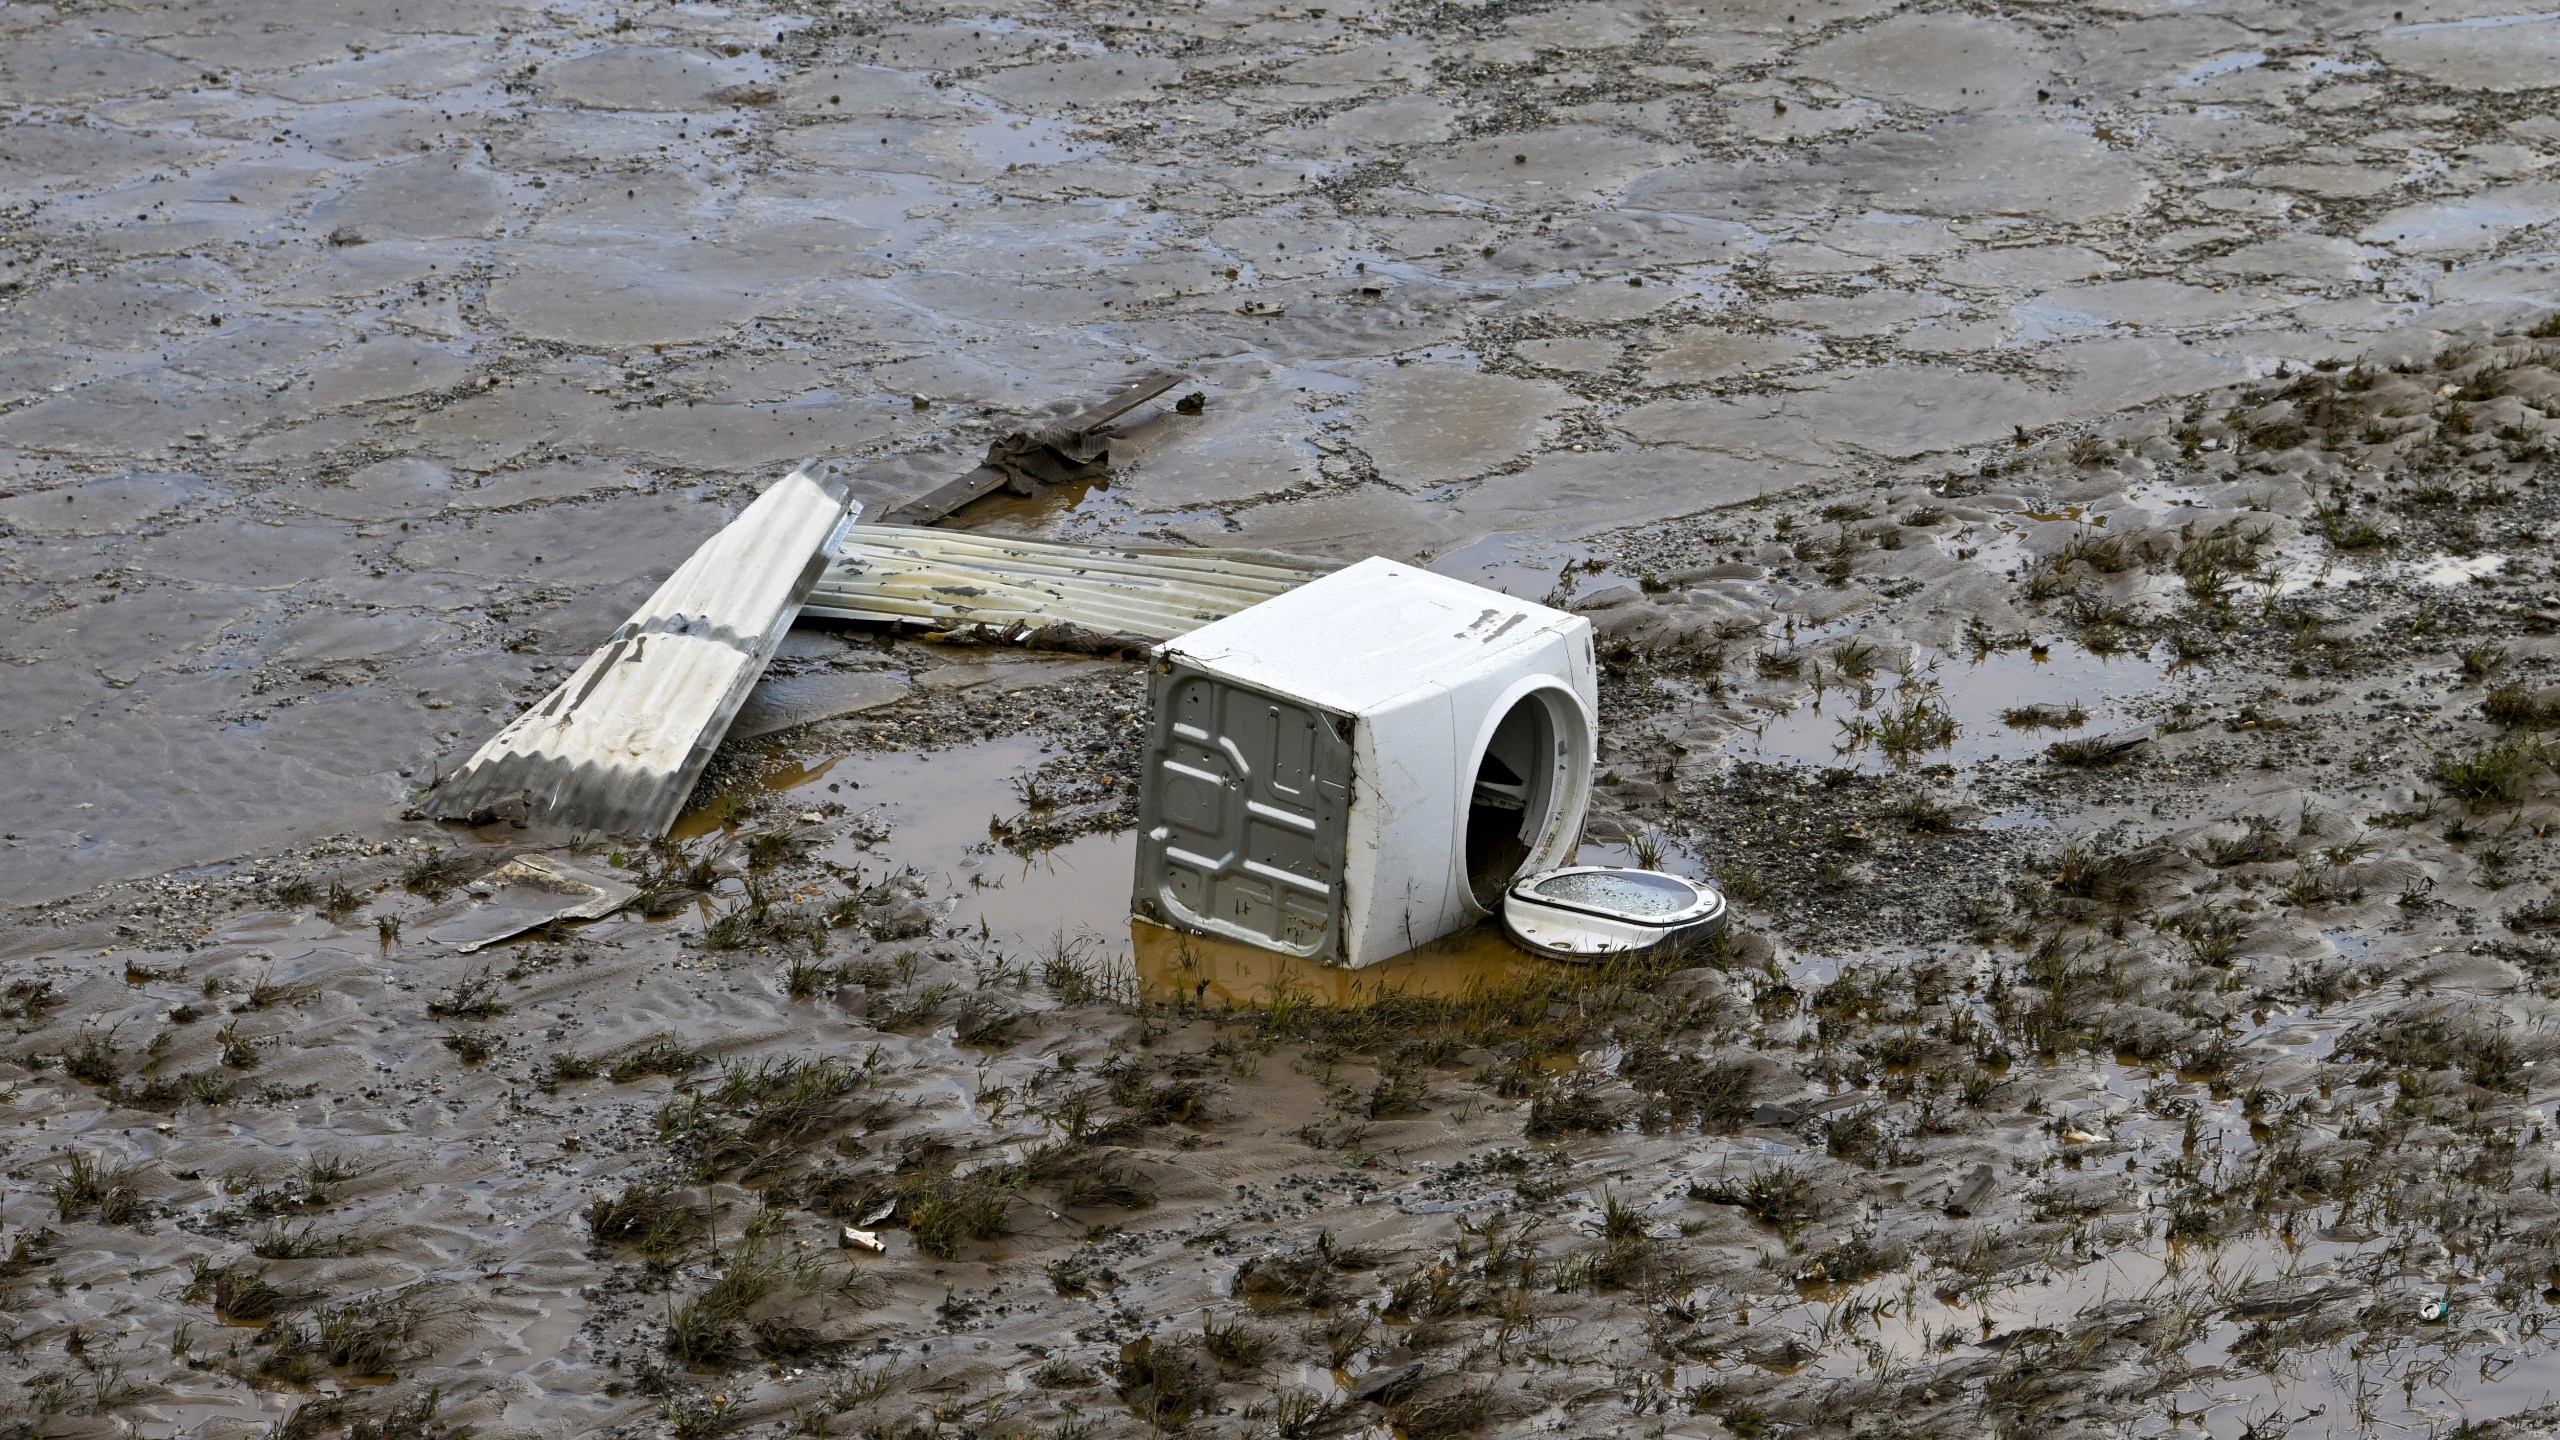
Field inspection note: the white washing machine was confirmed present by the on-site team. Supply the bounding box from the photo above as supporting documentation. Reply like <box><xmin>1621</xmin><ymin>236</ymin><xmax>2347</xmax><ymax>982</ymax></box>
<box><xmin>1130</xmin><ymin>557</ymin><xmax>1598</xmax><ymax>969</ymax></box>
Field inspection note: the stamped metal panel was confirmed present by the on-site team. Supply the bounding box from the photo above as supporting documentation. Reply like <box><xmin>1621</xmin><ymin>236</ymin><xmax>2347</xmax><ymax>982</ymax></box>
<box><xmin>1132</xmin><ymin>665</ymin><xmax>1353</xmax><ymax>961</ymax></box>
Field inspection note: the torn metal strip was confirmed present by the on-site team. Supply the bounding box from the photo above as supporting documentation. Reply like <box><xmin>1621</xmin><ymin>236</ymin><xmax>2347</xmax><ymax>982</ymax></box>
<box><xmin>801</xmin><ymin>526</ymin><xmax>1342</xmax><ymax>642</ymax></box>
<box><xmin>426</xmin><ymin>466</ymin><xmax>857</xmax><ymax>836</ymax></box>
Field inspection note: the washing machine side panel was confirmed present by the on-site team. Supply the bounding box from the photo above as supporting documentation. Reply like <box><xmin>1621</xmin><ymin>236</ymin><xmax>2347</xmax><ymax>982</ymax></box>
<box><xmin>1338</xmin><ymin>687</ymin><xmax>1459</xmax><ymax>968</ymax></box>
<box><xmin>1132</xmin><ymin>665</ymin><xmax>1354</xmax><ymax>960</ymax></box>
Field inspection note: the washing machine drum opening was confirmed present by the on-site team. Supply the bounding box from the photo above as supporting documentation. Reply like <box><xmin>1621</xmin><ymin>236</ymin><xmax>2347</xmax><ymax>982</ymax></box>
<box><xmin>1464</xmin><ymin>695</ymin><xmax>1557</xmax><ymax>910</ymax></box>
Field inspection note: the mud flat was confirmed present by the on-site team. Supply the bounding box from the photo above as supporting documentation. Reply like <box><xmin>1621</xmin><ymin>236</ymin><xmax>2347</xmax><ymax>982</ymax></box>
<box><xmin>9</xmin><ymin>0</ymin><xmax>2560</xmax><ymax>1436</ymax></box>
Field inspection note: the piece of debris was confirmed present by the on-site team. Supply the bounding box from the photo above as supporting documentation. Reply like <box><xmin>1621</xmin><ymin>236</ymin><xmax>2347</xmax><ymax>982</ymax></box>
<box><xmin>839</xmin><ymin>1225</ymin><xmax>887</xmax><ymax>1254</ymax></box>
<box><xmin>1173</xmin><ymin>391</ymin><xmax>1206</xmax><ymax>415</ymax></box>
<box><xmin>2047</xmin><ymin>725</ymin><xmax>2153</xmax><ymax>766</ymax></box>
<box><xmin>1499</xmin><ymin>865</ymin><xmax>1727</xmax><ymax>961</ymax></box>
<box><xmin>425</xmin><ymin>466</ymin><xmax>857</xmax><ymax>836</ymax></box>
<box><xmin>1944</xmin><ymin>1163</ymin><xmax>1999</xmax><ymax>1218</ymax></box>
<box><xmin>1131</xmin><ymin>559</ymin><xmax>1594</xmax><ymax>967</ymax></box>
<box><xmin>880</xmin><ymin>372</ymin><xmax>1184</xmax><ymax>525</ymax></box>
<box><xmin>1346</xmin><ymin>1360</ymin><xmax>1423</xmax><ymax>1404</ymax></box>
<box><xmin>421</xmin><ymin>854</ymin><xmax>638</xmax><ymax>952</ymax></box>
<box><xmin>1237</xmin><ymin>300</ymin><xmax>1286</xmax><ymax>317</ymax></box>
<box><xmin>805</xmin><ymin>526</ymin><xmax>1340</xmax><ymax>645</ymax></box>
<box><xmin>729</xmin><ymin>667</ymin><xmax>914</xmax><ymax>741</ymax></box>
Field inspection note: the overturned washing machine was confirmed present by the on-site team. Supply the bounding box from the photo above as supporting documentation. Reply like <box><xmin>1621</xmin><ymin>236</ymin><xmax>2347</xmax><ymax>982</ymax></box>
<box><xmin>1130</xmin><ymin>557</ymin><xmax>1597</xmax><ymax>970</ymax></box>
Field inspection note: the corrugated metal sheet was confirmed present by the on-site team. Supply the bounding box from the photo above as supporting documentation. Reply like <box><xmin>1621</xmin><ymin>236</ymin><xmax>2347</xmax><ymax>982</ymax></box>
<box><xmin>803</xmin><ymin>526</ymin><xmax>1342</xmax><ymax>641</ymax></box>
<box><xmin>425</xmin><ymin>467</ymin><xmax>856</xmax><ymax>837</ymax></box>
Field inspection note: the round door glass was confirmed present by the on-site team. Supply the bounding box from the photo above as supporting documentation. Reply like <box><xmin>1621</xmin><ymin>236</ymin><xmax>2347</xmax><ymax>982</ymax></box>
<box><xmin>1527</xmin><ymin>869</ymin><xmax>1700</xmax><ymax>918</ymax></box>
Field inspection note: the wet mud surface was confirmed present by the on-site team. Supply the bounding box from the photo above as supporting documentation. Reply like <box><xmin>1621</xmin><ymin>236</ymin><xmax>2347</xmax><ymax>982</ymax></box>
<box><xmin>9</xmin><ymin>0</ymin><xmax>2560</xmax><ymax>1436</ymax></box>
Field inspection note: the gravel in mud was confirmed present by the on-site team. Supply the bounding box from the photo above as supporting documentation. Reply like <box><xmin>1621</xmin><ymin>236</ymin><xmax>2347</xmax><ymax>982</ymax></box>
<box><xmin>9</xmin><ymin>0</ymin><xmax>2560</xmax><ymax>1437</ymax></box>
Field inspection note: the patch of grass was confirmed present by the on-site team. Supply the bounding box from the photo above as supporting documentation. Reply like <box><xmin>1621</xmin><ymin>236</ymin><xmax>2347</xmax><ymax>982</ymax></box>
<box><xmin>1200</xmin><ymin>1316</ymin><xmax>1268</xmax><ymax>1367</ymax></box>
<box><xmin>427</xmin><ymin>967</ymin><xmax>505</xmax><ymax>1019</ymax></box>
<box><xmin>2484</xmin><ymin>683</ymin><xmax>2560</xmax><ymax>728</ymax></box>
<box><xmin>1870</xmin><ymin>689</ymin><xmax>1957</xmax><ymax>764</ymax></box>
<box><xmin>784</xmin><ymin>954</ymin><xmax>838</xmax><ymax>1000</ymax></box>
<box><xmin>1034</xmin><ymin>1358</ymin><xmax>1100</xmax><ymax>1388</ymax></box>
<box><xmin>216</xmin><ymin>1022</ymin><xmax>259</xmax><ymax>1070</ymax></box>
<box><xmin>1879</xmin><ymin>791</ymin><xmax>1961</xmax><ymax>834</ymax></box>
<box><xmin>1114</xmin><ymin>1337</ymin><xmax>1216</xmax><ymax>1428</ymax></box>
<box><xmin>1693</xmin><ymin>1167</ymin><xmax>1819</xmax><ymax>1241</ymax></box>
<box><xmin>440</xmin><ymin>1030</ymin><xmax>498</xmax><ymax>1065</ymax></box>
<box><xmin>2001</xmin><ymin>701</ymin><xmax>2087</xmax><ymax>730</ymax></box>
<box><xmin>62</xmin><ymin>1027</ymin><xmax>121</xmax><ymax>1087</ymax></box>
<box><xmin>2277</xmin><ymin>863</ymin><xmax>2361</xmax><ymax>908</ymax></box>
<box><xmin>1230</xmin><ymin>1241</ymin><xmax>1363</xmax><ymax>1311</ymax></box>
<box><xmin>585</xmin><ymin>1183</ymin><xmax>706</xmax><ymax>1261</ymax></box>
<box><xmin>741</xmin><ymin>830</ymin><xmax>809</xmax><ymax>870</ymax></box>
<box><xmin>2047</xmin><ymin>733</ymin><xmax>2142</xmax><ymax>766</ymax></box>
<box><xmin>711</xmin><ymin>1053</ymin><xmax>867</xmax><ymax>1145</ymax></box>
<box><xmin>2462</xmin><ymin>641</ymin><xmax>2510</xmax><ymax>679</ymax></box>
<box><xmin>2508</xmin><ymin>893</ymin><xmax>2560</xmax><ymax>934</ymax></box>
<box><xmin>0</xmin><ymin>976</ymin><xmax>63</xmax><ymax>1023</ymax></box>
<box><xmin>701</xmin><ymin>882</ymin><xmax>827</xmax><ymax>953</ymax></box>
<box><xmin>2199</xmin><ymin>815</ymin><xmax>2289</xmax><ymax>867</ymax></box>
<box><xmin>1106</xmin><ymin>1064</ymin><xmax>1219</xmax><ymax>1130</ymax></box>
<box><xmin>1024</xmin><ymin>1142</ymin><xmax>1157</xmax><ymax>1210</ymax></box>
<box><xmin>611</xmin><ymin>1035</ymin><xmax>707</xmax><ymax>1083</ymax></box>
<box><xmin>204</xmin><ymin>1263</ymin><xmax>289</xmax><ymax>1323</ymax></box>
<box><xmin>1524</xmin><ymin>1077</ymin><xmax>1620</xmax><ymax>1138</ymax></box>
<box><xmin>664</xmin><ymin>1243</ymin><xmax>788</xmax><ymax>1369</ymax></box>
<box><xmin>544</xmin><ymin>1052</ymin><xmax>601</xmax><ymax>1086</ymax></box>
<box><xmin>1389</xmin><ymin>1386</ymin><xmax>1496</xmax><ymax>1440</ymax></box>
<box><xmin>53</xmin><ymin>1153</ymin><xmax>144</xmax><ymax>1225</ymax></box>
<box><xmin>310</xmin><ymin>1286</ymin><xmax>441</xmax><ymax>1376</ymax></box>
<box><xmin>895</xmin><ymin>1168</ymin><xmax>1018</xmax><ymax>1259</ymax></box>
<box><xmin>663</xmin><ymin>1295</ymin><xmax>742</xmax><ymax>1369</ymax></box>
<box><xmin>2176</xmin><ymin>523</ymin><xmax>2263</xmax><ymax>608</ymax></box>
<box><xmin>251</xmin><ymin>1225</ymin><xmax>369</xmax><ymax>1260</ymax></box>
<box><xmin>401</xmin><ymin>849</ymin><xmax>471</xmax><ymax>897</ymax></box>
<box><xmin>2313</xmin><ymin>500</ymin><xmax>2386</xmax><ymax>549</ymax></box>
<box><xmin>2433</xmin><ymin>741</ymin><xmax>2535</xmax><ymax>808</ymax></box>
<box><xmin>347</xmin><ymin>1389</ymin><xmax>470</xmax><ymax>1440</ymax></box>
<box><xmin>2050</xmin><ymin>842</ymin><xmax>2158</xmax><ymax>905</ymax></box>
<box><xmin>953</xmin><ymin>995</ymin><xmax>1020</xmax><ymax>1048</ymax></box>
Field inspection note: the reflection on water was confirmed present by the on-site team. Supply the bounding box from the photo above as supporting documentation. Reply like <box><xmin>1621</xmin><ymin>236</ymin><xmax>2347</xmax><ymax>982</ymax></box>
<box><xmin>685</xmin><ymin>715</ymin><xmax>1672</xmax><ymax>997</ymax></box>
<box><xmin>1728</xmin><ymin>637</ymin><xmax>2166</xmax><ymax>771</ymax></box>
<box><xmin>1129</xmin><ymin>916</ymin><xmax>1560</xmax><ymax>1005</ymax></box>
<box><xmin>667</xmin><ymin>754</ymin><xmax>844</xmax><ymax>842</ymax></box>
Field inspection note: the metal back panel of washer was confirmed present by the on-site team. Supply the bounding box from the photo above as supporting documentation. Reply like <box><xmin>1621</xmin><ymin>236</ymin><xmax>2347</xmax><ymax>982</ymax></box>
<box><xmin>1132</xmin><ymin>664</ymin><xmax>1354</xmax><ymax>961</ymax></box>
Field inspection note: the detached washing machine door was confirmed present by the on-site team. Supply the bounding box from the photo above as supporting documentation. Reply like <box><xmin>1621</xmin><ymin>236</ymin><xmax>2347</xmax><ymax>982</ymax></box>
<box><xmin>1500</xmin><ymin>866</ymin><xmax>1728</xmax><ymax>961</ymax></box>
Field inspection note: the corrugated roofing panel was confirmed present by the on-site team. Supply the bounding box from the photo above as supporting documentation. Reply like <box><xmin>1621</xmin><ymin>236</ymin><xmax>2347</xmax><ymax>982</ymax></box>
<box><xmin>803</xmin><ymin>526</ymin><xmax>1341</xmax><ymax>641</ymax></box>
<box><xmin>425</xmin><ymin>467</ymin><xmax>856</xmax><ymax>836</ymax></box>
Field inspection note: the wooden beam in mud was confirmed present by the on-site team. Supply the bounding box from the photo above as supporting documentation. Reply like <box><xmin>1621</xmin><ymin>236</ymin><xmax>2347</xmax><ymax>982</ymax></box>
<box><xmin>879</xmin><ymin>371</ymin><xmax>1187</xmax><ymax>526</ymax></box>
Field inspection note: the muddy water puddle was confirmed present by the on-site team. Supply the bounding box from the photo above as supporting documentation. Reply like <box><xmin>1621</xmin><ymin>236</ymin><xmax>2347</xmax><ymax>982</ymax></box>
<box><xmin>1727</xmin><ymin>637</ymin><xmax>2169</xmax><ymax>771</ymax></box>
<box><xmin>673</xmin><ymin>726</ymin><xmax>1673</xmax><ymax>1002</ymax></box>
